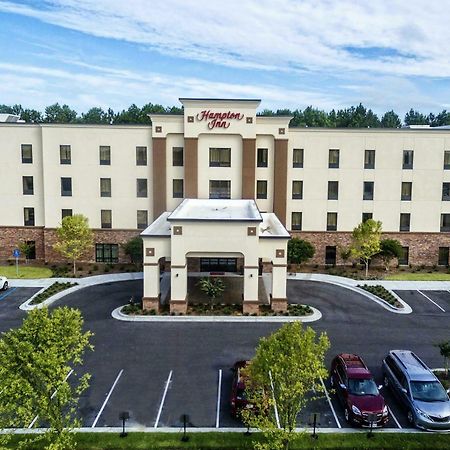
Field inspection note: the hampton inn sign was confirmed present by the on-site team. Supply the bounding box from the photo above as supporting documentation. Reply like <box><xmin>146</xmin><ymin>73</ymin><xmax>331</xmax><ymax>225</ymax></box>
<box><xmin>195</xmin><ymin>110</ymin><xmax>245</xmax><ymax>129</ymax></box>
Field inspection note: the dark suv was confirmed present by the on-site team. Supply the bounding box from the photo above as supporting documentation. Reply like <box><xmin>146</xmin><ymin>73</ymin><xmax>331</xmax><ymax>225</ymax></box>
<box><xmin>330</xmin><ymin>353</ymin><xmax>389</xmax><ymax>427</ymax></box>
<box><xmin>230</xmin><ymin>360</ymin><xmax>250</xmax><ymax>417</ymax></box>
<box><xmin>382</xmin><ymin>350</ymin><xmax>450</xmax><ymax>430</ymax></box>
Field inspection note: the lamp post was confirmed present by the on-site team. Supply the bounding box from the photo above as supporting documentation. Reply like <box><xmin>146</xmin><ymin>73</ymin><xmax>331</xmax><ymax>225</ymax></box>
<box><xmin>180</xmin><ymin>414</ymin><xmax>189</xmax><ymax>442</ymax></box>
<box><xmin>119</xmin><ymin>411</ymin><xmax>130</xmax><ymax>438</ymax></box>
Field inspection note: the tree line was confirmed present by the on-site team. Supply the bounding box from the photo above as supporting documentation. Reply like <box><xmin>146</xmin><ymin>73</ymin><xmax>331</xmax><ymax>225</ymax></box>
<box><xmin>1</xmin><ymin>102</ymin><xmax>450</xmax><ymax>127</ymax></box>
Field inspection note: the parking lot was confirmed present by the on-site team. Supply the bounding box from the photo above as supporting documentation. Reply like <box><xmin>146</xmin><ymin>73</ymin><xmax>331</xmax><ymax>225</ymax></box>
<box><xmin>2</xmin><ymin>280</ymin><xmax>450</xmax><ymax>431</ymax></box>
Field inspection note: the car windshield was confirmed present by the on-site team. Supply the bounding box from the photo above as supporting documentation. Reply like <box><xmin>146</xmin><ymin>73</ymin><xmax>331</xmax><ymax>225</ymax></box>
<box><xmin>348</xmin><ymin>378</ymin><xmax>379</xmax><ymax>396</ymax></box>
<box><xmin>410</xmin><ymin>381</ymin><xmax>448</xmax><ymax>402</ymax></box>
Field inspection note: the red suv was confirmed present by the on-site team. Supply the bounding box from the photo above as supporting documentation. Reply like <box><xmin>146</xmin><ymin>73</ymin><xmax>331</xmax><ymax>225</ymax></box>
<box><xmin>230</xmin><ymin>360</ymin><xmax>250</xmax><ymax>417</ymax></box>
<box><xmin>330</xmin><ymin>353</ymin><xmax>389</xmax><ymax>427</ymax></box>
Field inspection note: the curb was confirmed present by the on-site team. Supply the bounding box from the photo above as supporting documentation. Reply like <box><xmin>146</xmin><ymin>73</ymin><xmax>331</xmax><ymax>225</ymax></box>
<box><xmin>20</xmin><ymin>284</ymin><xmax>84</xmax><ymax>310</ymax></box>
<box><xmin>111</xmin><ymin>305</ymin><xmax>322</xmax><ymax>323</ymax></box>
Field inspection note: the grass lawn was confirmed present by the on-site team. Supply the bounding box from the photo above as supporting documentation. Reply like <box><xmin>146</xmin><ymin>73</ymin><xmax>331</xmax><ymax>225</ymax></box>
<box><xmin>0</xmin><ymin>265</ymin><xmax>53</xmax><ymax>279</ymax></box>
<box><xmin>4</xmin><ymin>432</ymin><xmax>450</xmax><ymax>449</ymax></box>
<box><xmin>384</xmin><ymin>272</ymin><xmax>450</xmax><ymax>281</ymax></box>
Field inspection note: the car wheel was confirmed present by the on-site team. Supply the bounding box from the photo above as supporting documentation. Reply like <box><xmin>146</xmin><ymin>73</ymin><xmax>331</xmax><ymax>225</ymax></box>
<box><xmin>383</xmin><ymin>376</ymin><xmax>389</xmax><ymax>388</ymax></box>
<box><xmin>2</xmin><ymin>281</ymin><xmax>7</xmax><ymax>290</ymax></box>
<box><xmin>407</xmin><ymin>410</ymin><xmax>414</xmax><ymax>425</ymax></box>
<box><xmin>344</xmin><ymin>408</ymin><xmax>350</xmax><ymax>423</ymax></box>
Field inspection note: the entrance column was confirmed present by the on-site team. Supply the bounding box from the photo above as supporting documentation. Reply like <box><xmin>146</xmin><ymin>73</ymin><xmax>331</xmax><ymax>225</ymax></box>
<box><xmin>170</xmin><ymin>258</ymin><xmax>188</xmax><ymax>314</ymax></box>
<box><xmin>271</xmin><ymin>263</ymin><xmax>288</xmax><ymax>312</ymax></box>
<box><xmin>143</xmin><ymin>263</ymin><xmax>160</xmax><ymax>312</ymax></box>
<box><xmin>243</xmin><ymin>260</ymin><xmax>259</xmax><ymax>314</ymax></box>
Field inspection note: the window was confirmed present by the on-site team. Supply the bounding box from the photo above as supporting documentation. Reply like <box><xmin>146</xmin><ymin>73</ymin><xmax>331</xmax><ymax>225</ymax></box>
<box><xmin>291</xmin><ymin>212</ymin><xmax>302</xmax><ymax>231</ymax></box>
<box><xmin>400</xmin><ymin>213</ymin><xmax>410</xmax><ymax>231</ymax></box>
<box><xmin>362</xmin><ymin>212</ymin><xmax>373</xmax><ymax>222</ymax></box>
<box><xmin>327</xmin><ymin>212</ymin><xmax>337</xmax><ymax>231</ymax></box>
<box><xmin>257</xmin><ymin>180</ymin><xmax>268</xmax><ymax>199</ymax></box>
<box><xmin>60</xmin><ymin>145</ymin><xmax>71</xmax><ymax>164</ymax></box>
<box><xmin>61</xmin><ymin>209</ymin><xmax>72</xmax><ymax>220</ymax></box>
<box><xmin>100</xmin><ymin>178</ymin><xmax>111</xmax><ymax>197</ymax></box>
<box><xmin>364</xmin><ymin>149</ymin><xmax>375</xmax><ymax>169</ymax></box>
<box><xmin>403</xmin><ymin>150</ymin><xmax>414</xmax><ymax>169</ymax></box>
<box><xmin>438</xmin><ymin>247</ymin><xmax>449</xmax><ymax>266</ymax></box>
<box><xmin>292</xmin><ymin>181</ymin><xmax>303</xmax><ymax>199</ymax></box>
<box><xmin>293</xmin><ymin>148</ymin><xmax>304</xmax><ymax>168</ymax></box>
<box><xmin>401</xmin><ymin>182</ymin><xmax>412</xmax><ymax>201</ymax></box>
<box><xmin>21</xmin><ymin>144</ymin><xmax>32</xmax><ymax>163</ymax></box>
<box><xmin>24</xmin><ymin>207</ymin><xmax>35</xmax><ymax>226</ymax></box>
<box><xmin>95</xmin><ymin>243</ymin><xmax>118</xmax><ymax>263</ymax></box>
<box><xmin>136</xmin><ymin>178</ymin><xmax>148</xmax><ymax>197</ymax></box>
<box><xmin>443</xmin><ymin>183</ymin><xmax>450</xmax><ymax>201</ymax></box>
<box><xmin>209</xmin><ymin>180</ymin><xmax>231</xmax><ymax>199</ymax></box>
<box><xmin>101</xmin><ymin>210</ymin><xmax>112</xmax><ymax>229</ymax></box>
<box><xmin>137</xmin><ymin>210</ymin><xmax>148</xmax><ymax>229</ymax></box>
<box><xmin>363</xmin><ymin>181</ymin><xmax>374</xmax><ymax>200</ymax></box>
<box><xmin>26</xmin><ymin>240</ymin><xmax>36</xmax><ymax>260</ymax></box>
<box><xmin>257</xmin><ymin>148</ymin><xmax>268</xmax><ymax>167</ymax></box>
<box><xmin>329</xmin><ymin>149</ymin><xmax>339</xmax><ymax>168</ymax></box>
<box><xmin>61</xmin><ymin>177</ymin><xmax>72</xmax><ymax>196</ymax></box>
<box><xmin>209</xmin><ymin>148</ymin><xmax>231</xmax><ymax>167</ymax></box>
<box><xmin>136</xmin><ymin>146</ymin><xmax>147</xmax><ymax>166</ymax></box>
<box><xmin>172</xmin><ymin>147</ymin><xmax>184</xmax><ymax>166</ymax></box>
<box><xmin>328</xmin><ymin>181</ymin><xmax>338</xmax><ymax>200</ymax></box>
<box><xmin>441</xmin><ymin>214</ymin><xmax>450</xmax><ymax>232</ymax></box>
<box><xmin>444</xmin><ymin>151</ymin><xmax>450</xmax><ymax>170</ymax></box>
<box><xmin>325</xmin><ymin>246</ymin><xmax>337</xmax><ymax>265</ymax></box>
<box><xmin>398</xmin><ymin>246</ymin><xmax>409</xmax><ymax>265</ymax></box>
<box><xmin>173</xmin><ymin>179</ymin><xmax>184</xmax><ymax>198</ymax></box>
<box><xmin>22</xmin><ymin>176</ymin><xmax>34</xmax><ymax>195</ymax></box>
<box><xmin>99</xmin><ymin>146</ymin><xmax>111</xmax><ymax>165</ymax></box>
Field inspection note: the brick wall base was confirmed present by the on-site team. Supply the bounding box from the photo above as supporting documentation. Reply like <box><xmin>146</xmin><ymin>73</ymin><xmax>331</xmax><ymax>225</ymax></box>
<box><xmin>271</xmin><ymin>297</ymin><xmax>288</xmax><ymax>312</ymax></box>
<box><xmin>170</xmin><ymin>299</ymin><xmax>188</xmax><ymax>314</ymax></box>
<box><xmin>243</xmin><ymin>300</ymin><xmax>259</xmax><ymax>315</ymax></box>
<box><xmin>142</xmin><ymin>296</ymin><xmax>160</xmax><ymax>312</ymax></box>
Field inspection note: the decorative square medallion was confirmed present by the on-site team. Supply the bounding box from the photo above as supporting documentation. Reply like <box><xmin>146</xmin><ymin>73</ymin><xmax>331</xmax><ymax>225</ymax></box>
<box><xmin>155</xmin><ymin>126</ymin><xmax>162</xmax><ymax>133</ymax></box>
<box><xmin>187</xmin><ymin>116</ymin><xmax>194</xmax><ymax>123</ymax></box>
<box><xmin>173</xmin><ymin>226</ymin><xmax>183</xmax><ymax>235</ymax></box>
<box><xmin>246</xmin><ymin>117</ymin><xmax>253</xmax><ymax>124</ymax></box>
<box><xmin>279</xmin><ymin>127</ymin><xmax>285</xmax><ymax>135</ymax></box>
<box><xmin>276</xmin><ymin>249</ymin><xmax>285</xmax><ymax>258</ymax></box>
<box><xmin>247</xmin><ymin>226</ymin><xmax>257</xmax><ymax>236</ymax></box>
<box><xmin>146</xmin><ymin>248</ymin><xmax>155</xmax><ymax>257</ymax></box>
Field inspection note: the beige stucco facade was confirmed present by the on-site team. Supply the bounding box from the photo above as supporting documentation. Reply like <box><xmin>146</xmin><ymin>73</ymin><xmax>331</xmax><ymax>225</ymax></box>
<box><xmin>1</xmin><ymin>97</ymin><xmax>450</xmax><ymax>266</ymax></box>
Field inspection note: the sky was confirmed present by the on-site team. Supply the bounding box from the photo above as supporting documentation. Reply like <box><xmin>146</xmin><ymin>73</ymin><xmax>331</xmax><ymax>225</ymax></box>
<box><xmin>0</xmin><ymin>0</ymin><xmax>449</xmax><ymax>116</ymax></box>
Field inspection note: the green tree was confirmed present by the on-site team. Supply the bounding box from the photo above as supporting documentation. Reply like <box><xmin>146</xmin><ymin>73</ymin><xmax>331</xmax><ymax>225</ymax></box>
<box><xmin>21</xmin><ymin>108</ymin><xmax>43</xmax><ymax>123</ymax></box>
<box><xmin>53</xmin><ymin>214</ymin><xmax>93</xmax><ymax>275</ymax></box>
<box><xmin>349</xmin><ymin>219</ymin><xmax>382</xmax><ymax>278</ymax></box>
<box><xmin>435</xmin><ymin>341</ymin><xmax>450</xmax><ymax>377</ymax></box>
<box><xmin>381</xmin><ymin>110</ymin><xmax>402</xmax><ymax>128</ymax></box>
<box><xmin>197</xmin><ymin>277</ymin><xmax>225</xmax><ymax>310</ymax></box>
<box><xmin>287</xmin><ymin>238</ymin><xmax>315</xmax><ymax>265</ymax></box>
<box><xmin>404</xmin><ymin>108</ymin><xmax>428</xmax><ymax>125</ymax></box>
<box><xmin>378</xmin><ymin>238</ymin><xmax>402</xmax><ymax>271</ymax></box>
<box><xmin>0</xmin><ymin>307</ymin><xmax>93</xmax><ymax>450</ymax></box>
<box><xmin>18</xmin><ymin>240</ymin><xmax>35</xmax><ymax>264</ymax></box>
<box><xmin>80</xmin><ymin>107</ymin><xmax>110</xmax><ymax>124</ymax></box>
<box><xmin>44</xmin><ymin>103</ymin><xmax>78</xmax><ymax>123</ymax></box>
<box><xmin>242</xmin><ymin>322</ymin><xmax>330</xmax><ymax>450</ymax></box>
<box><xmin>122</xmin><ymin>236</ymin><xmax>143</xmax><ymax>267</ymax></box>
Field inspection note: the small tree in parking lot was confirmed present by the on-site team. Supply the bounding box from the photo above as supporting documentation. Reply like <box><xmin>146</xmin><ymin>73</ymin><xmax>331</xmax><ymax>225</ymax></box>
<box><xmin>378</xmin><ymin>239</ymin><xmax>402</xmax><ymax>271</ymax></box>
<box><xmin>435</xmin><ymin>340</ymin><xmax>450</xmax><ymax>376</ymax></box>
<box><xmin>241</xmin><ymin>322</ymin><xmax>330</xmax><ymax>450</ymax></box>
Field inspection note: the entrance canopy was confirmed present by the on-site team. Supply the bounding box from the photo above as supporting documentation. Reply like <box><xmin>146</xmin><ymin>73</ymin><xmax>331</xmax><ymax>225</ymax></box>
<box><xmin>141</xmin><ymin>199</ymin><xmax>290</xmax><ymax>314</ymax></box>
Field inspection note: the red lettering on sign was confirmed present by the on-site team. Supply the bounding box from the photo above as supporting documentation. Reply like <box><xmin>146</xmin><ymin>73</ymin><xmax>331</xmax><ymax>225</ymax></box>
<box><xmin>195</xmin><ymin>110</ymin><xmax>244</xmax><ymax>129</ymax></box>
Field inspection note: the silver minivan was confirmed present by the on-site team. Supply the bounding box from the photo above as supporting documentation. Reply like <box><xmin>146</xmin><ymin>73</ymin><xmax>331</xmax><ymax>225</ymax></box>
<box><xmin>382</xmin><ymin>350</ymin><xmax>450</xmax><ymax>430</ymax></box>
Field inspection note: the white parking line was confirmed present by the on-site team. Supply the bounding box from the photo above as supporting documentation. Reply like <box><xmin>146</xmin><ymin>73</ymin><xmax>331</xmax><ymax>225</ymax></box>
<box><xmin>417</xmin><ymin>290</ymin><xmax>446</xmax><ymax>312</ymax></box>
<box><xmin>215</xmin><ymin>369</ymin><xmax>222</xmax><ymax>428</ymax></box>
<box><xmin>319</xmin><ymin>377</ymin><xmax>341</xmax><ymax>429</ymax></box>
<box><xmin>388</xmin><ymin>406</ymin><xmax>402</xmax><ymax>429</ymax></box>
<box><xmin>154</xmin><ymin>370</ymin><xmax>173</xmax><ymax>428</ymax></box>
<box><xmin>91</xmin><ymin>369</ymin><xmax>123</xmax><ymax>428</ymax></box>
<box><xmin>28</xmin><ymin>369</ymin><xmax>74</xmax><ymax>428</ymax></box>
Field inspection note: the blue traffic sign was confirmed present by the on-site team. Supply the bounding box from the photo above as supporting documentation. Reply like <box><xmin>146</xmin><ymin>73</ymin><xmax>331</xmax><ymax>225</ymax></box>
<box><xmin>13</xmin><ymin>249</ymin><xmax>20</xmax><ymax>258</ymax></box>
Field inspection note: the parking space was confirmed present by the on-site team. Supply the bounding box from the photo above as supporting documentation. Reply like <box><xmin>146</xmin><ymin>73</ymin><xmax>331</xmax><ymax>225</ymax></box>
<box><xmin>394</xmin><ymin>290</ymin><xmax>448</xmax><ymax>314</ymax></box>
<box><xmin>0</xmin><ymin>287</ymin><xmax>41</xmax><ymax>331</ymax></box>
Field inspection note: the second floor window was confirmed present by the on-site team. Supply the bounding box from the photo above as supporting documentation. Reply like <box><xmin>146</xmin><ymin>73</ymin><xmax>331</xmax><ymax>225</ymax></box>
<box><xmin>137</xmin><ymin>210</ymin><xmax>148</xmax><ymax>229</ymax></box>
<box><xmin>173</xmin><ymin>179</ymin><xmax>184</xmax><ymax>198</ymax></box>
<box><xmin>364</xmin><ymin>149</ymin><xmax>375</xmax><ymax>169</ymax></box>
<box><xmin>256</xmin><ymin>180</ymin><xmax>267</xmax><ymax>199</ymax></box>
<box><xmin>291</xmin><ymin>212</ymin><xmax>302</xmax><ymax>231</ymax></box>
<box><xmin>100</xmin><ymin>178</ymin><xmax>111</xmax><ymax>197</ymax></box>
<box><xmin>173</xmin><ymin>147</ymin><xmax>184</xmax><ymax>166</ymax></box>
<box><xmin>62</xmin><ymin>209</ymin><xmax>72</xmax><ymax>220</ymax></box>
<box><xmin>61</xmin><ymin>177</ymin><xmax>72</xmax><ymax>196</ymax></box>
<box><xmin>327</xmin><ymin>212</ymin><xmax>337</xmax><ymax>231</ymax></box>
<box><xmin>293</xmin><ymin>148</ymin><xmax>304</xmax><ymax>168</ymax></box>
<box><xmin>443</xmin><ymin>183</ymin><xmax>450</xmax><ymax>201</ymax></box>
<box><xmin>136</xmin><ymin>178</ymin><xmax>148</xmax><ymax>198</ymax></box>
<box><xmin>257</xmin><ymin>148</ymin><xmax>268</xmax><ymax>167</ymax></box>
<box><xmin>99</xmin><ymin>146</ymin><xmax>111</xmax><ymax>165</ymax></box>
<box><xmin>292</xmin><ymin>181</ymin><xmax>303</xmax><ymax>199</ymax></box>
<box><xmin>209</xmin><ymin>180</ymin><xmax>231</xmax><ymax>199</ymax></box>
<box><xmin>401</xmin><ymin>182</ymin><xmax>412</xmax><ymax>201</ymax></box>
<box><xmin>22</xmin><ymin>176</ymin><xmax>34</xmax><ymax>195</ymax></box>
<box><xmin>403</xmin><ymin>150</ymin><xmax>414</xmax><ymax>169</ymax></box>
<box><xmin>21</xmin><ymin>144</ymin><xmax>32</xmax><ymax>163</ymax></box>
<box><xmin>328</xmin><ymin>181</ymin><xmax>338</xmax><ymax>200</ymax></box>
<box><xmin>136</xmin><ymin>146</ymin><xmax>147</xmax><ymax>166</ymax></box>
<box><xmin>400</xmin><ymin>213</ymin><xmax>410</xmax><ymax>231</ymax></box>
<box><xmin>209</xmin><ymin>148</ymin><xmax>231</xmax><ymax>167</ymax></box>
<box><xmin>363</xmin><ymin>181</ymin><xmax>374</xmax><ymax>200</ymax></box>
<box><xmin>362</xmin><ymin>212</ymin><xmax>373</xmax><ymax>222</ymax></box>
<box><xmin>329</xmin><ymin>149</ymin><xmax>339</xmax><ymax>168</ymax></box>
<box><xmin>60</xmin><ymin>145</ymin><xmax>71</xmax><ymax>164</ymax></box>
<box><xmin>441</xmin><ymin>214</ymin><xmax>450</xmax><ymax>232</ymax></box>
<box><xmin>444</xmin><ymin>151</ymin><xmax>450</xmax><ymax>170</ymax></box>
<box><xmin>101</xmin><ymin>210</ymin><xmax>112</xmax><ymax>229</ymax></box>
<box><xmin>24</xmin><ymin>207</ymin><xmax>35</xmax><ymax>226</ymax></box>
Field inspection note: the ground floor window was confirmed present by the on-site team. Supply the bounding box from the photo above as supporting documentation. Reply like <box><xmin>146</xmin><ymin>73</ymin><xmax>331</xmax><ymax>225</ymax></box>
<box><xmin>398</xmin><ymin>246</ymin><xmax>409</xmax><ymax>266</ymax></box>
<box><xmin>200</xmin><ymin>258</ymin><xmax>237</xmax><ymax>272</ymax></box>
<box><xmin>26</xmin><ymin>240</ymin><xmax>36</xmax><ymax>260</ymax></box>
<box><xmin>95</xmin><ymin>244</ymin><xmax>119</xmax><ymax>263</ymax></box>
<box><xmin>438</xmin><ymin>247</ymin><xmax>449</xmax><ymax>266</ymax></box>
<box><xmin>325</xmin><ymin>246</ymin><xmax>336</xmax><ymax>265</ymax></box>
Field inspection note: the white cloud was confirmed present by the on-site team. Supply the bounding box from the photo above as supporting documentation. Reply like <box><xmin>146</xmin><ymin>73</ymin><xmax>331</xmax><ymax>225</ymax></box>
<box><xmin>1</xmin><ymin>0</ymin><xmax>449</xmax><ymax>78</ymax></box>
